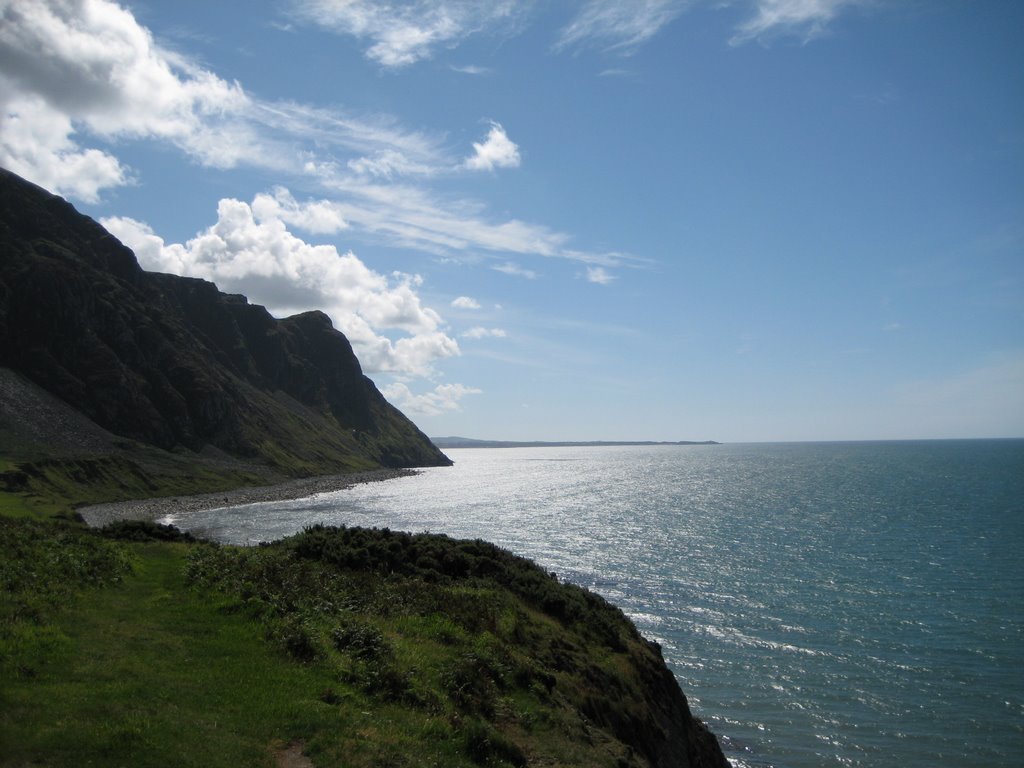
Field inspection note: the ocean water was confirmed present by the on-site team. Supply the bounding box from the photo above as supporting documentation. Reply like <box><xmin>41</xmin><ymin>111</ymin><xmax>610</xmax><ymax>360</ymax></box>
<box><xmin>163</xmin><ymin>440</ymin><xmax>1024</xmax><ymax>767</ymax></box>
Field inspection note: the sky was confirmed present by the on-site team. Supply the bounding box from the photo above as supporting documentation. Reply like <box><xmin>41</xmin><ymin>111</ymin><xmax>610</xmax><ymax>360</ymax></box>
<box><xmin>1</xmin><ymin>0</ymin><xmax>1022</xmax><ymax>443</ymax></box>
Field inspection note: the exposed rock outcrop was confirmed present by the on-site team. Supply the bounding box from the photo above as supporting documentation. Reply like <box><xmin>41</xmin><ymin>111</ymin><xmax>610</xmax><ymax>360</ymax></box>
<box><xmin>0</xmin><ymin>167</ymin><xmax>450</xmax><ymax>476</ymax></box>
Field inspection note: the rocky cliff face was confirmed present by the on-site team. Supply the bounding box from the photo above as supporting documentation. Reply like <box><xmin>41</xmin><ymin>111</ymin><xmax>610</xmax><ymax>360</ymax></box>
<box><xmin>0</xmin><ymin>168</ymin><xmax>450</xmax><ymax>475</ymax></box>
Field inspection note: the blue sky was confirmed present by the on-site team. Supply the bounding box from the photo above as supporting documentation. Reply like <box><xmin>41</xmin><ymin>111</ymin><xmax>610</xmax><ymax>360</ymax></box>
<box><xmin>1</xmin><ymin>0</ymin><xmax>1021</xmax><ymax>442</ymax></box>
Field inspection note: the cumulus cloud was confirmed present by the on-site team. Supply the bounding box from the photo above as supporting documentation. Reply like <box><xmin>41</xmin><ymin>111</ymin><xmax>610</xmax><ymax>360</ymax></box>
<box><xmin>0</xmin><ymin>96</ymin><xmax>128</xmax><ymax>203</ymax></box>
<box><xmin>290</xmin><ymin>0</ymin><xmax>523</xmax><ymax>68</ymax></box>
<box><xmin>464</xmin><ymin>122</ymin><xmax>521</xmax><ymax>172</ymax></box>
<box><xmin>0</xmin><ymin>0</ymin><xmax>253</xmax><ymax>199</ymax></box>
<box><xmin>102</xmin><ymin>191</ymin><xmax>460</xmax><ymax>375</ymax></box>
<box><xmin>461</xmin><ymin>327</ymin><xmax>507</xmax><ymax>339</ymax></box>
<box><xmin>555</xmin><ymin>0</ymin><xmax>686</xmax><ymax>54</ymax></box>
<box><xmin>731</xmin><ymin>0</ymin><xmax>866</xmax><ymax>44</ymax></box>
<box><xmin>0</xmin><ymin>0</ymin><xmax>456</xmax><ymax>201</ymax></box>
<box><xmin>382</xmin><ymin>382</ymin><xmax>482</xmax><ymax>416</ymax></box>
<box><xmin>451</xmin><ymin>296</ymin><xmax>481</xmax><ymax>309</ymax></box>
<box><xmin>252</xmin><ymin>187</ymin><xmax>348</xmax><ymax>234</ymax></box>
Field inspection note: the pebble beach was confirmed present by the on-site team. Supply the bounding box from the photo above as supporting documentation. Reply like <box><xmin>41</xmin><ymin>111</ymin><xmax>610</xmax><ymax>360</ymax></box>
<box><xmin>76</xmin><ymin>468</ymin><xmax>417</xmax><ymax>528</ymax></box>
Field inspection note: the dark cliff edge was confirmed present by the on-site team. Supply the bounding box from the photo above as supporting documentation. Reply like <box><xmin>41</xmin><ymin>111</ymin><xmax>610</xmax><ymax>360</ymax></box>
<box><xmin>0</xmin><ymin>168</ymin><xmax>450</xmax><ymax>501</ymax></box>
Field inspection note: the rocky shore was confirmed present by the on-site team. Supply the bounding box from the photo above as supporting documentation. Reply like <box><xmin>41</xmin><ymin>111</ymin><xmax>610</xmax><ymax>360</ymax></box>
<box><xmin>76</xmin><ymin>468</ymin><xmax>417</xmax><ymax>528</ymax></box>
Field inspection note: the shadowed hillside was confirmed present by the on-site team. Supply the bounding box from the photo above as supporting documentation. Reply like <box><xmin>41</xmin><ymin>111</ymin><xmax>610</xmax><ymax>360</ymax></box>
<box><xmin>0</xmin><ymin>168</ymin><xmax>449</xmax><ymax>503</ymax></box>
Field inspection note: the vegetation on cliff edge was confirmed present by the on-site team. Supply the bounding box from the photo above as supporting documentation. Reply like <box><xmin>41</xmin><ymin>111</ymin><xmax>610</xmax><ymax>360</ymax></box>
<box><xmin>1</xmin><ymin>501</ymin><xmax>727</xmax><ymax>768</ymax></box>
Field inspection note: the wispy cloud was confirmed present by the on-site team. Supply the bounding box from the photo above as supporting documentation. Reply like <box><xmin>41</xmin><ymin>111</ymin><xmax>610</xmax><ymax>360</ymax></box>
<box><xmin>252</xmin><ymin>100</ymin><xmax>447</xmax><ymax>173</ymax></box>
<box><xmin>555</xmin><ymin>0</ymin><xmax>687</xmax><ymax>54</ymax></box>
<box><xmin>730</xmin><ymin>0</ymin><xmax>867</xmax><ymax>45</ymax></box>
<box><xmin>450</xmin><ymin>64</ymin><xmax>491</xmax><ymax>75</ymax></box>
<box><xmin>461</xmin><ymin>327</ymin><xmax>507</xmax><ymax>339</ymax></box>
<box><xmin>585</xmin><ymin>266</ymin><xmax>616</xmax><ymax>285</ymax></box>
<box><xmin>288</xmin><ymin>0</ymin><xmax>866</xmax><ymax>71</ymax></box>
<box><xmin>493</xmin><ymin>262</ymin><xmax>539</xmax><ymax>280</ymax></box>
<box><xmin>288</xmin><ymin>0</ymin><xmax>524</xmax><ymax>68</ymax></box>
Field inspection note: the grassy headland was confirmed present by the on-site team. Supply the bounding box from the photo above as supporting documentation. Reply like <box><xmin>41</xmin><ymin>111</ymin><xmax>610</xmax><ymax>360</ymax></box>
<box><xmin>0</xmin><ymin>484</ymin><xmax>728</xmax><ymax>768</ymax></box>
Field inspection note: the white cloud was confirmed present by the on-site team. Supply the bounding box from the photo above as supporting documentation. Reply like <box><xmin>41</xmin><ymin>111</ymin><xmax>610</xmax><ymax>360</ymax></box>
<box><xmin>252</xmin><ymin>187</ymin><xmax>348</xmax><ymax>234</ymax></box>
<box><xmin>0</xmin><ymin>1</ymin><xmax>642</xmax><ymax>276</ymax></box>
<box><xmin>0</xmin><ymin>0</ymin><xmax>253</xmax><ymax>199</ymax></box>
<box><xmin>493</xmin><ymin>262</ymin><xmax>538</xmax><ymax>280</ymax></box>
<box><xmin>451</xmin><ymin>296</ymin><xmax>481</xmax><ymax>309</ymax></box>
<box><xmin>555</xmin><ymin>0</ymin><xmax>686</xmax><ymax>54</ymax></box>
<box><xmin>102</xmin><ymin>191</ymin><xmax>460</xmax><ymax>376</ymax></box>
<box><xmin>290</xmin><ymin>0</ymin><xmax>523</xmax><ymax>68</ymax></box>
<box><xmin>347</xmin><ymin>149</ymin><xmax>435</xmax><ymax>179</ymax></box>
<box><xmin>0</xmin><ymin>0</ymin><xmax>458</xmax><ymax>200</ymax></box>
<box><xmin>731</xmin><ymin>0</ymin><xmax>866</xmax><ymax>44</ymax></box>
<box><xmin>553</xmin><ymin>0</ymin><xmax>866</xmax><ymax>52</ymax></box>
<box><xmin>585</xmin><ymin>266</ymin><xmax>616</xmax><ymax>285</ymax></box>
<box><xmin>319</xmin><ymin>177</ymin><xmax>619</xmax><ymax>267</ymax></box>
<box><xmin>461</xmin><ymin>327</ymin><xmax>507</xmax><ymax>339</ymax></box>
<box><xmin>252</xmin><ymin>100</ymin><xmax>446</xmax><ymax>171</ymax></box>
<box><xmin>463</xmin><ymin>122</ymin><xmax>521</xmax><ymax>172</ymax></box>
<box><xmin>450</xmin><ymin>64</ymin><xmax>491</xmax><ymax>75</ymax></box>
<box><xmin>382</xmin><ymin>382</ymin><xmax>482</xmax><ymax>416</ymax></box>
<box><xmin>0</xmin><ymin>96</ymin><xmax>128</xmax><ymax>203</ymax></box>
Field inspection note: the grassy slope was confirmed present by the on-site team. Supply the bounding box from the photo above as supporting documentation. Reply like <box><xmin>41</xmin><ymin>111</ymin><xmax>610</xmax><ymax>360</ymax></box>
<box><xmin>0</xmin><ymin>490</ymin><xmax>721</xmax><ymax>768</ymax></box>
<box><xmin>1</xmin><ymin>534</ymin><xmax>337</xmax><ymax>767</ymax></box>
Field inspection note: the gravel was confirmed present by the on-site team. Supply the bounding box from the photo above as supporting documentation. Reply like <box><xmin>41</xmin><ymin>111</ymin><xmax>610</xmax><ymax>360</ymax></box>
<box><xmin>77</xmin><ymin>468</ymin><xmax>417</xmax><ymax>527</ymax></box>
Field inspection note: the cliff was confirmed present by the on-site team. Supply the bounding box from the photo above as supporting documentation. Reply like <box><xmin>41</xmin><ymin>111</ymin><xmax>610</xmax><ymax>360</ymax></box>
<box><xmin>0</xmin><ymin>167</ymin><xmax>450</xmax><ymax>496</ymax></box>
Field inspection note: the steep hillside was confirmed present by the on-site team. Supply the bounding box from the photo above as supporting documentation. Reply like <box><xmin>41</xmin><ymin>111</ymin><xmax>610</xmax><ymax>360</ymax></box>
<box><xmin>0</xmin><ymin>168</ymin><xmax>449</xmax><ymax>501</ymax></box>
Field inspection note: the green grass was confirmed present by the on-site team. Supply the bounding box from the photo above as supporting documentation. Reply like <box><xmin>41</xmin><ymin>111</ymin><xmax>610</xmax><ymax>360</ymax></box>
<box><xmin>0</xmin><ymin>491</ymin><xmax>44</xmax><ymax>519</ymax></box>
<box><xmin>1</xmin><ymin>528</ymin><xmax>339</xmax><ymax>767</ymax></box>
<box><xmin>0</xmin><ymin>512</ymin><xmax>706</xmax><ymax>767</ymax></box>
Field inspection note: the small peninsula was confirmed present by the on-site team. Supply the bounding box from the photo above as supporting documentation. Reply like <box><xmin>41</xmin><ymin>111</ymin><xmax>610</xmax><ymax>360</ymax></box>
<box><xmin>433</xmin><ymin>437</ymin><xmax>720</xmax><ymax>449</ymax></box>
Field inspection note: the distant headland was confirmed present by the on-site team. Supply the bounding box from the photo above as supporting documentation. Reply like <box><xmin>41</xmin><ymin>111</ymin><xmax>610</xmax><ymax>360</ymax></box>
<box><xmin>432</xmin><ymin>436</ymin><xmax>720</xmax><ymax>449</ymax></box>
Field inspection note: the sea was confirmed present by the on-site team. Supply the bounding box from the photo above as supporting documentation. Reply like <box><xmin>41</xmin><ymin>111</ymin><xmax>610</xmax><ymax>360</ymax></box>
<box><xmin>161</xmin><ymin>440</ymin><xmax>1024</xmax><ymax>768</ymax></box>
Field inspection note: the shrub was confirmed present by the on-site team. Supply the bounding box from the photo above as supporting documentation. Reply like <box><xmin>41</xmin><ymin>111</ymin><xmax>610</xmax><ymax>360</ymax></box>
<box><xmin>98</xmin><ymin>519</ymin><xmax>196</xmax><ymax>542</ymax></box>
<box><xmin>461</xmin><ymin>718</ymin><xmax>527</xmax><ymax>767</ymax></box>
<box><xmin>331</xmin><ymin>620</ymin><xmax>392</xmax><ymax>662</ymax></box>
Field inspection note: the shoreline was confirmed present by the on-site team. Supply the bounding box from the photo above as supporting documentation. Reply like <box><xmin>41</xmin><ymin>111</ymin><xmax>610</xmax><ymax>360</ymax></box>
<box><xmin>76</xmin><ymin>468</ymin><xmax>418</xmax><ymax>528</ymax></box>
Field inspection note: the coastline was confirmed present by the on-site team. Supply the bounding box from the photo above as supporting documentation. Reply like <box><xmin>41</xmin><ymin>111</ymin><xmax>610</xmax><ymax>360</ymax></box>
<box><xmin>76</xmin><ymin>468</ymin><xmax>417</xmax><ymax>528</ymax></box>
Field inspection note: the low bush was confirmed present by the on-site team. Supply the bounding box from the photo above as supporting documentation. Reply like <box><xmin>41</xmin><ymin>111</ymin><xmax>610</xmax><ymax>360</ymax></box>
<box><xmin>98</xmin><ymin>519</ymin><xmax>197</xmax><ymax>542</ymax></box>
